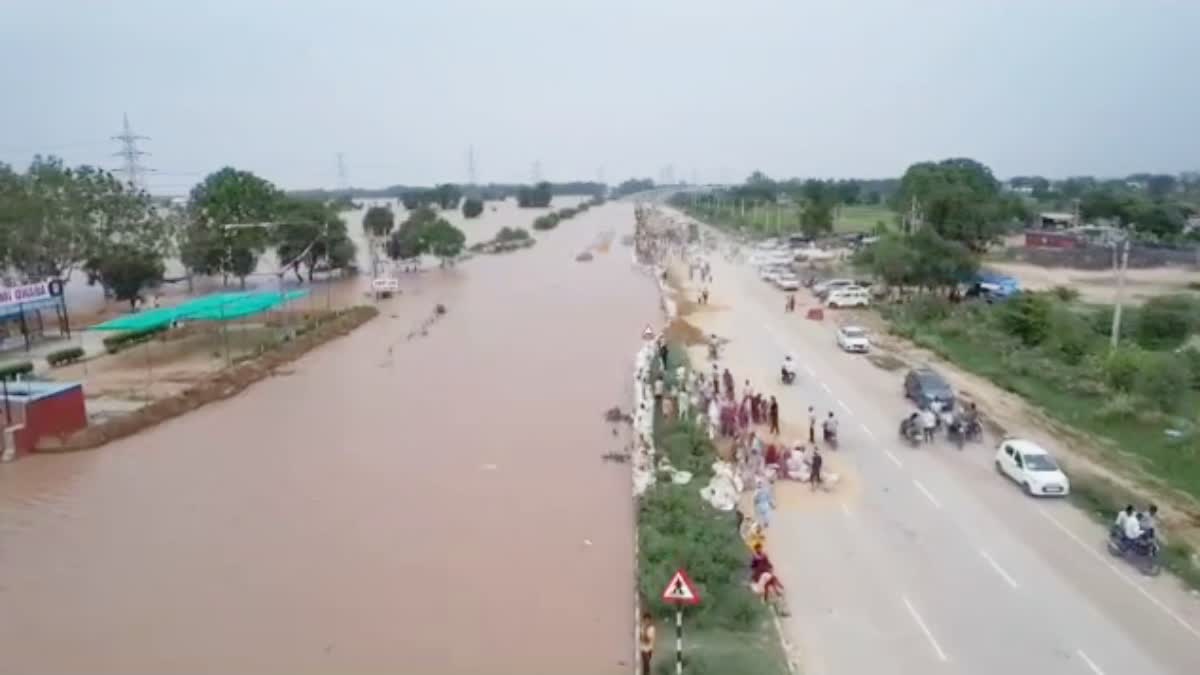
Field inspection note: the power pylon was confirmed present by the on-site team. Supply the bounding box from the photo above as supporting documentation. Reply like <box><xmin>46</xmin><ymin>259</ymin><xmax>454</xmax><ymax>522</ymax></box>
<box><xmin>112</xmin><ymin>113</ymin><xmax>151</xmax><ymax>190</ymax></box>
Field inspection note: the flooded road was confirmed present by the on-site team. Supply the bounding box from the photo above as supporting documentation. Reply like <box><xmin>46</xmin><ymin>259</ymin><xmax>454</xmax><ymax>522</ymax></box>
<box><xmin>0</xmin><ymin>200</ymin><xmax>660</xmax><ymax>674</ymax></box>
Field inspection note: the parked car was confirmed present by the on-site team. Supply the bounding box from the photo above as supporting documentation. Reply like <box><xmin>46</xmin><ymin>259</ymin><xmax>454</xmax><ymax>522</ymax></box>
<box><xmin>826</xmin><ymin>286</ymin><xmax>870</xmax><ymax>308</ymax></box>
<box><xmin>836</xmin><ymin>325</ymin><xmax>870</xmax><ymax>353</ymax></box>
<box><xmin>812</xmin><ymin>278</ymin><xmax>857</xmax><ymax>298</ymax></box>
<box><xmin>775</xmin><ymin>273</ymin><xmax>801</xmax><ymax>291</ymax></box>
<box><xmin>994</xmin><ymin>438</ymin><xmax>1070</xmax><ymax>497</ymax></box>
<box><xmin>904</xmin><ymin>367</ymin><xmax>955</xmax><ymax>411</ymax></box>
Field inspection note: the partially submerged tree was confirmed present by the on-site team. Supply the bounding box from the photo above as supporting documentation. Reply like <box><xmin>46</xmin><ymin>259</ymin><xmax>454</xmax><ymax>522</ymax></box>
<box><xmin>462</xmin><ymin>198</ymin><xmax>484</xmax><ymax>218</ymax></box>
<box><xmin>185</xmin><ymin>167</ymin><xmax>283</xmax><ymax>288</ymax></box>
<box><xmin>362</xmin><ymin>205</ymin><xmax>396</xmax><ymax>237</ymax></box>
<box><xmin>87</xmin><ymin>243</ymin><xmax>165</xmax><ymax>310</ymax></box>
<box><xmin>275</xmin><ymin>199</ymin><xmax>356</xmax><ymax>282</ymax></box>
<box><xmin>516</xmin><ymin>182</ymin><xmax>553</xmax><ymax>208</ymax></box>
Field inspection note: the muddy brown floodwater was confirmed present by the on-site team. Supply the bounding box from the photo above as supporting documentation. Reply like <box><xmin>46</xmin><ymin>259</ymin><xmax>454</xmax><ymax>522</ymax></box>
<box><xmin>0</xmin><ymin>201</ymin><xmax>661</xmax><ymax>675</ymax></box>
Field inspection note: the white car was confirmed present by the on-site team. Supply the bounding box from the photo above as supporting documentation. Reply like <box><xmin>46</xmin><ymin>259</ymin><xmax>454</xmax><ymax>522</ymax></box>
<box><xmin>774</xmin><ymin>274</ymin><xmax>801</xmax><ymax>291</ymax></box>
<box><xmin>836</xmin><ymin>325</ymin><xmax>870</xmax><ymax>353</ymax></box>
<box><xmin>813</xmin><ymin>278</ymin><xmax>857</xmax><ymax>297</ymax></box>
<box><xmin>994</xmin><ymin>439</ymin><xmax>1070</xmax><ymax>497</ymax></box>
<box><xmin>826</xmin><ymin>287</ymin><xmax>870</xmax><ymax>308</ymax></box>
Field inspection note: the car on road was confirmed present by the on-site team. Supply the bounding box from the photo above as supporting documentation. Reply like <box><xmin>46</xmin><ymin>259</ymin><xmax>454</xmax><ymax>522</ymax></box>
<box><xmin>994</xmin><ymin>438</ymin><xmax>1070</xmax><ymax>496</ymax></box>
<box><xmin>774</xmin><ymin>273</ymin><xmax>801</xmax><ymax>291</ymax></box>
<box><xmin>826</xmin><ymin>286</ymin><xmax>870</xmax><ymax>308</ymax></box>
<box><xmin>759</xmin><ymin>265</ymin><xmax>789</xmax><ymax>283</ymax></box>
<box><xmin>836</xmin><ymin>325</ymin><xmax>870</xmax><ymax>353</ymax></box>
<box><xmin>904</xmin><ymin>367</ymin><xmax>955</xmax><ymax>411</ymax></box>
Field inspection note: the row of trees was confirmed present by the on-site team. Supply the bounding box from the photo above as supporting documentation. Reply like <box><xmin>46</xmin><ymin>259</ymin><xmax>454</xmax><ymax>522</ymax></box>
<box><xmin>0</xmin><ymin>157</ymin><xmax>358</xmax><ymax>309</ymax></box>
<box><xmin>516</xmin><ymin>182</ymin><xmax>554</xmax><ymax>208</ymax></box>
<box><xmin>291</xmin><ymin>181</ymin><xmax>605</xmax><ymax>202</ymax></box>
<box><xmin>399</xmin><ymin>184</ymin><xmax>462</xmax><ymax>211</ymax></box>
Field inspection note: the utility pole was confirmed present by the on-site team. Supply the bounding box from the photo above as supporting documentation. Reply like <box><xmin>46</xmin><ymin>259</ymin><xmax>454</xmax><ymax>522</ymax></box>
<box><xmin>1072</xmin><ymin>198</ymin><xmax>1082</xmax><ymax>229</ymax></box>
<box><xmin>112</xmin><ymin>113</ymin><xmax>151</xmax><ymax>191</ymax></box>
<box><xmin>1110</xmin><ymin>237</ymin><xmax>1131</xmax><ymax>348</ymax></box>
<box><xmin>531</xmin><ymin>160</ymin><xmax>543</xmax><ymax>183</ymax></box>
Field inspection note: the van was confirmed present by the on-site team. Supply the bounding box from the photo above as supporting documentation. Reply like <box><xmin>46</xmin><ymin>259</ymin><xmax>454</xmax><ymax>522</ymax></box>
<box><xmin>826</xmin><ymin>287</ymin><xmax>870</xmax><ymax>308</ymax></box>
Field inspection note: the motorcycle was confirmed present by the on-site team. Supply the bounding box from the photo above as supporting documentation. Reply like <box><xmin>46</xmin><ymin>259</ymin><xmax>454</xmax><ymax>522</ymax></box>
<box><xmin>899</xmin><ymin>418</ymin><xmax>922</xmax><ymax>447</ymax></box>
<box><xmin>946</xmin><ymin>419</ymin><xmax>967</xmax><ymax>450</ymax></box>
<box><xmin>823</xmin><ymin>425</ymin><xmax>839</xmax><ymax>450</ymax></box>
<box><xmin>1106</xmin><ymin>526</ymin><xmax>1162</xmax><ymax>576</ymax></box>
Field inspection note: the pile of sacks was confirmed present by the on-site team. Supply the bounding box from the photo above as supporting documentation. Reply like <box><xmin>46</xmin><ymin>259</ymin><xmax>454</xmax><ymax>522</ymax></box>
<box><xmin>700</xmin><ymin>460</ymin><xmax>743</xmax><ymax>511</ymax></box>
<box><xmin>631</xmin><ymin>340</ymin><xmax>658</xmax><ymax>497</ymax></box>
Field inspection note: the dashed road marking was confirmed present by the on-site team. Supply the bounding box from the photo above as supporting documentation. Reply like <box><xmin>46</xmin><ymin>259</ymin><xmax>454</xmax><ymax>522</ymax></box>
<box><xmin>803</xmin><ymin>364</ymin><xmax>816</xmax><ymax>377</ymax></box>
<box><xmin>1034</xmin><ymin>506</ymin><xmax>1200</xmax><ymax>641</ymax></box>
<box><xmin>912</xmin><ymin>479</ymin><xmax>942</xmax><ymax>509</ymax></box>
<box><xmin>860</xmin><ymin>424</ymin><xmax>875</xmax><ymax>440</ymax></box>
<box><xmin>883</xmin><ymin>449</ymin><xmax>904</xmax><ymax>468</ymax></box>
<box><xmin>979</xmin><ymin>549</ymin><xmax>1020</xmax><ymax>590</ymax></box>
<box><xmin>820</xmin><ymin>382</ymin><xmax>833</xmax><ymax>395</ymax></box>
<box><xmin>837</xmin><ymin>399</ymin><xmax>852</xmax><ymax>414</ymax></box>
<box><xmin>902</xmin><ymin>595</ymin><xmax>949</xmax><ymax>662</ymax></box>
<box><xmin>1076</xmin><ymin>649</ymin><xmax>1105</xmax><ymax>675</ymax></box>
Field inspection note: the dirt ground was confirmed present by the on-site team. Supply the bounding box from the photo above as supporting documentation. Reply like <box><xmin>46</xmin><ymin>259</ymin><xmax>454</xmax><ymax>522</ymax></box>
<box><xmin>985</xmin><ymin>260</ymin><xmax>1200</xmax><ymax>305</ymax></box>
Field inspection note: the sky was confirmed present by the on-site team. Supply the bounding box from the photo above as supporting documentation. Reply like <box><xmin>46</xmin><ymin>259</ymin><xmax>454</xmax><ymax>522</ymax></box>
<box><xmin>2</xmin><ymin>0</ymin><xmax>1198</xmax><ymax>194</ymax></box>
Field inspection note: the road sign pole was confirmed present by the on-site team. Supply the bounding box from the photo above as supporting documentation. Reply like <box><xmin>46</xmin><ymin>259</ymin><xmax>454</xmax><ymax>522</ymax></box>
<box><xmin>675</xmin><ymin>608</ymin><xmax>684</xmax><ymax>675</ymax></box>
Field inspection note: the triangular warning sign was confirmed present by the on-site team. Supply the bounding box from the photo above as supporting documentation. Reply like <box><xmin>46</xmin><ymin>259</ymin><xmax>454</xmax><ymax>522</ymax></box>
<box><xmin>660</xmin><ymin>568</ymin><xmax>701</xmax><ymax>605</ymax></box>
<box><xmin>642</xmin><ymin>325</ymin><xmax>656</xmax><ymax>340</ymax></box>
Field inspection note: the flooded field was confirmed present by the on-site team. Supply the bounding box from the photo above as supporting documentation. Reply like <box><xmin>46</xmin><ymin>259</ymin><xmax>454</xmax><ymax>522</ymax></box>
<box><xmin>0</xmin><ymin>200</ymin><xmax>660</xmax><ymax>674</ymax></box>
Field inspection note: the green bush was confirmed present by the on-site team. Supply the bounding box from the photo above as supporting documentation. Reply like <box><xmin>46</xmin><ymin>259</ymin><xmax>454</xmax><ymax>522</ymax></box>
<box><xmin>1050</xmin><ymin>285</ymin><xmax>1081</xmax><ymax>302</ymax></box>
<box><xmin>557</xmin><ymin>207</ymin><xmax>579</xmax><ymax>219</ymax></box>
<box><xmin>1089</xmin><ymin>305</ymin><xmax>1136</xmax><ymax>339</ymax></box>
<box><xmin>1179</xmin><ymin>347</ymin><xmax>1200</xmax><ymax>390</ymax></box>
<box><xmin>998</xmin><ymin>293</ymin><xmax>1053</xmax><ymax>346</ymax></box>
<box><xmin>494</xmin><ymin>226</ymin><xmax>531</xmax><ymax>242</ymax></box>
<box><xmin>103</xmin><ymin>325</ymin><xmax>167</xmax><ymax>354</ymax></box>
<box><xmin>532</xmin><ymin>214</ymin><xmax>560</xmax><ymax>231</ymax></box>
<box><xmin>461</xmin><ymin>198</ymin><xmax>484</xmax><ymax>219</ymax></box>
<box><xmin>0</xmin><ymin>361</ymin><xmax>34</xmax><ymax>379</ymax></box>
<box><xmin>1102</xmin><ymin>346</ymin><xmax>1144</xmax><ymax>392</ymax></box>
<box><xmin>1135</xmin><ymin>352</ymin><xmax>1192</xmax><ymax>412</ymax></box>
<box><xmin>1047</xmin><ymin>306</ymin><xmax>1094</xmax><ymax>364</ymax></box>
<box><xmin>904</xmin><ymin>294</ymin><xmax>952</xmax><ymax>323</ymax></box>
<box><xmin>1135</xmin><ymin>295</ymin><xmax>1199</xmax><ymax>350</ymax></box>
<box><xmin>46</xmin><ymin>347</ymin><xmax>85</xmax><ymax>367</ymax></box>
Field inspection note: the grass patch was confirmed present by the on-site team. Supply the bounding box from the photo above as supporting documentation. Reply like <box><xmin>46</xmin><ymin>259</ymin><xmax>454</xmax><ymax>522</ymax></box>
<box><xmin>638</xmin><ymin>343</ymin><xmax>789</xmax><ymax>674</ymax></box>
<box><xmin>675</xmin><ymin>200</ymin><xmax>894</xmax><ymax>237</ymax></box>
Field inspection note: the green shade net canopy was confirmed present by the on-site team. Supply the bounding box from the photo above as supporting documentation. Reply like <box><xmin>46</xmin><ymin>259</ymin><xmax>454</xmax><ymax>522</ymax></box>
<box><xmin>88</xmin><ymin>290</ymin><xmax>310</xmax><ymax>332</ymax></box>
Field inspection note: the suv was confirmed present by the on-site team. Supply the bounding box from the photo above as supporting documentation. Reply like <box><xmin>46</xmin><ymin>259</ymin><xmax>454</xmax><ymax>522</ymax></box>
<box><xmin>904</xmin><ymin>367</ymin><xmax>956</xmax><ymax>411</ymax></box>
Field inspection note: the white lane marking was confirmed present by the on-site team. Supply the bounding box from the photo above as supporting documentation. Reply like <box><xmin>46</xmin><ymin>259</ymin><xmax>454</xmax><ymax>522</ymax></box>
<box><xmin>820</xmin><ymin>382</ymin><xmax>833</xmax><ymax>395</ymax></box>
<box><xmin>1034</xmin><ymin>506</ymin><xmax>1200</xmax><ymax>641</ymax></box>
<box><xmin>912</xmin><ymin>479</ymin><xmax>942</xmax><ymax>509</ymax></box>
<box><xmin>803</xmin><ymin>364</ymin><xmax>815</xmax><ymax>377</ymax></box>
<box><xmin>837</xmin><ymin>399</ymin><xmax>852</xmax><ymax>414</ymax></box>
<box><xmin>883</xmin><ymin>449</ymin><xmax>904</xmax><ymax>468</ymax></box>
<box><xmin>860</xmin><ymin>424</ymin><xmax>875</xmax><ymax>440</ymax></box>
<box><xmin>902</xmin><ymin>595</ymin><xmax>949</xmax><ymax>662</ymax></box>
<box><xmin>1076</xmin><ymin>649</ymin><xmax>1105</xmax><ymax>675</ymax></box>
<box><xmin>978</xmin><ymin>550</ymin><xmax>1020</xmax><ymax>590</ymax></box>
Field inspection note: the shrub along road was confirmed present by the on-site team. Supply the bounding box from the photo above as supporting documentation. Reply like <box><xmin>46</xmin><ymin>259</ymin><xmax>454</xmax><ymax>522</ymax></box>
<box><xmin>660</xmin><ymin>207</ymin><xmax>1200</xmax><ymax>675</ymax></box>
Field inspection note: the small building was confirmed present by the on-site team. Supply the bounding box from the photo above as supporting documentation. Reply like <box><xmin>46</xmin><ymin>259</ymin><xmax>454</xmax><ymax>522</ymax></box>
<box><xmin>1039</xmin><ymin>212</ymin><xmax>1077</xmax><ymax>228</ymax></box>
<box><xmin>1025</xmin><ymin>230</ymin><xmax>1082</xmax><ymax>249</ymax></box>
<box><xmin>1</xmin><ymin>380</ymin><xmax>87</xmax><ymax>460</ymax></box>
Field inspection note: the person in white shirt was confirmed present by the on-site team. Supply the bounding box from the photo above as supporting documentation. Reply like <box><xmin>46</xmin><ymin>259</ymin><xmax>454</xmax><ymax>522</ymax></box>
<box><xmin>919</xmin><ymin>407</ymin><xmax>938</xmax><ymax>442</ymax></box>
<box><xmin>1122</xmin><ymin>510</ymin><xmax>1143</xmax><ymax>541</ymax></box>
<box><xmin>1114</xmin><ymin>505</ymin><xmax>1135</xmax><ymax>533</ymax></box>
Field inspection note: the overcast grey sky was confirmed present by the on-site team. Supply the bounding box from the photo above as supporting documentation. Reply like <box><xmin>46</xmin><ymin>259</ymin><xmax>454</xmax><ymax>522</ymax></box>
<box><xmin>2</xmin><ymin>0</ymin><xmax>1198</xmax><ymax>193</ymax></box>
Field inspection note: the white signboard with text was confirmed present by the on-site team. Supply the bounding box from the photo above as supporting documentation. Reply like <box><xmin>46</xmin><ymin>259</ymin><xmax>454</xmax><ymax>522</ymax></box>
<box><xmin>0</xmin><ymin>282</ymin><xmax>54</xmax><ymax>310</ymax></box>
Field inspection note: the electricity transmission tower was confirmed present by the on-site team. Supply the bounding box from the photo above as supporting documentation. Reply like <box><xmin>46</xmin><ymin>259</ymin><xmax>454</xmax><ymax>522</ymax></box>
<box><xmin>466</xmin><ymin>145</ymin><xmax>478</xmax><ymax>187</ymax></box>
<box><xmin>531</xmin><ymin>160</ymin><xmax>543</xmax><ymax>183</ymax></box>
<box><xmin>112</xmin><ymin>113</ymin><xmax>151</xmax><ymax>190</ymax></box>
<box><xmin>336</xmin><ymin>153</ymin><xmax>349</xmax><ymax>196</ymax></box>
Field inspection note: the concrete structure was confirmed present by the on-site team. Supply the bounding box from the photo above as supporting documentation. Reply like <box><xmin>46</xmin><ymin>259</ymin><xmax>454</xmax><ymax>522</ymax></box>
<box><xmin>1</xmin><ymin>380</ymin><xmax>87</xmax><ymax>460</ymax></box>
<box><xmin>1024</xmin><ymin>230</ymin><xmax>1082</xmax><ymax>249</ymax></box>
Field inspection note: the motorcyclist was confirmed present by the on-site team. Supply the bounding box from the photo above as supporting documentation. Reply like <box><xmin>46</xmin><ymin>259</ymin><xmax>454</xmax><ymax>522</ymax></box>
<box><xmin>1122</xmin><ymin>507</ymin><xmax>1144</xmax><ymax>543</ymax></box>
<box><xmin>781</xmin><ymin>355</ymin><xmax>797</xmax><ymax>384</ymax></box>
<box><xmin>823</xmin><ymin>412</ymin><xmax>838</xmax><ymax>445</ymax></box>
<box><xmin>900</xmin><ymin>412</ymin><xmax>922</xmax><ymax>441</ymax></box>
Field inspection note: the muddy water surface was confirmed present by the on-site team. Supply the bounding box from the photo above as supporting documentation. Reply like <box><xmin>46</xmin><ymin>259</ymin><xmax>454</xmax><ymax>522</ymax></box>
<box><xmin>0</xmin><ymin>201</ymin><xmax>658</xmax><ymax>675</ymax></box>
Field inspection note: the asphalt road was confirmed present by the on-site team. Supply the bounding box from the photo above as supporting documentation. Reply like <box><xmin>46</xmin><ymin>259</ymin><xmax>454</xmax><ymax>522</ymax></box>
<box><xmin>665</xmin><ymin>211</ymin><xmax>1200</xmax><ymax>675</ymax></box>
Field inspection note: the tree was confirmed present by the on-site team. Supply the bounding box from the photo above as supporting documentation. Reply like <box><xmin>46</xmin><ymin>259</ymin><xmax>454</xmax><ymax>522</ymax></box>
<box><xmin>799</xmin><ymin>200</ymin><xmax>833</xmax><ymax>238</ymax></box>
<box><xmin>423</xmin><ymin>218</ymin><xmax>466</xmax><ymax>264</ymax></box>
<box><xmin>274</xmin><ymin>199</ymin><xmax>356</xmax><ymax>282</ymax></box>
<box><xmin>87</xmin><ymin>244</ymin><xmax>165</xmax><ymax>310</ymax></box>
<box><xmin>1145</xmin><ymin>174</ymin><xmax>1177</xmax><ymax>200</ymax></box>
<box><xmin>186</xmin><ymin>167</ymin><xmax>283</xmax><ymax>288</ymax></box>
<box><xmin>462</xmin><ymin>198</ymin><xmax>484</xmax><ymax>218</ymax></box>
<box><xmin>432</xmin><ymin>184</ymin><xmax>462</xmax><ymax>210</ymax></box>
<box><xmin>895</xmin><ymin>158</ymin><xmax>1010</xmax><ymax>252</ymax></box>
<box><xmin>517</xmin><ymin>182</ymin><xmax>553</xmax><ymax>208</ymax></box>
<box><xmin>362</xmin><ymin>205</ymin><xmax>395</xmax><ymax>237</ymax></box>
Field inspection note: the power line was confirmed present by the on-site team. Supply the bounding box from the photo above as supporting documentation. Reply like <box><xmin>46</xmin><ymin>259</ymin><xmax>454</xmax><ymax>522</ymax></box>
<box><xmin>112</xmin><ymin>113</ymin><xmax>152</xmax><ymax>190</ymax></box>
